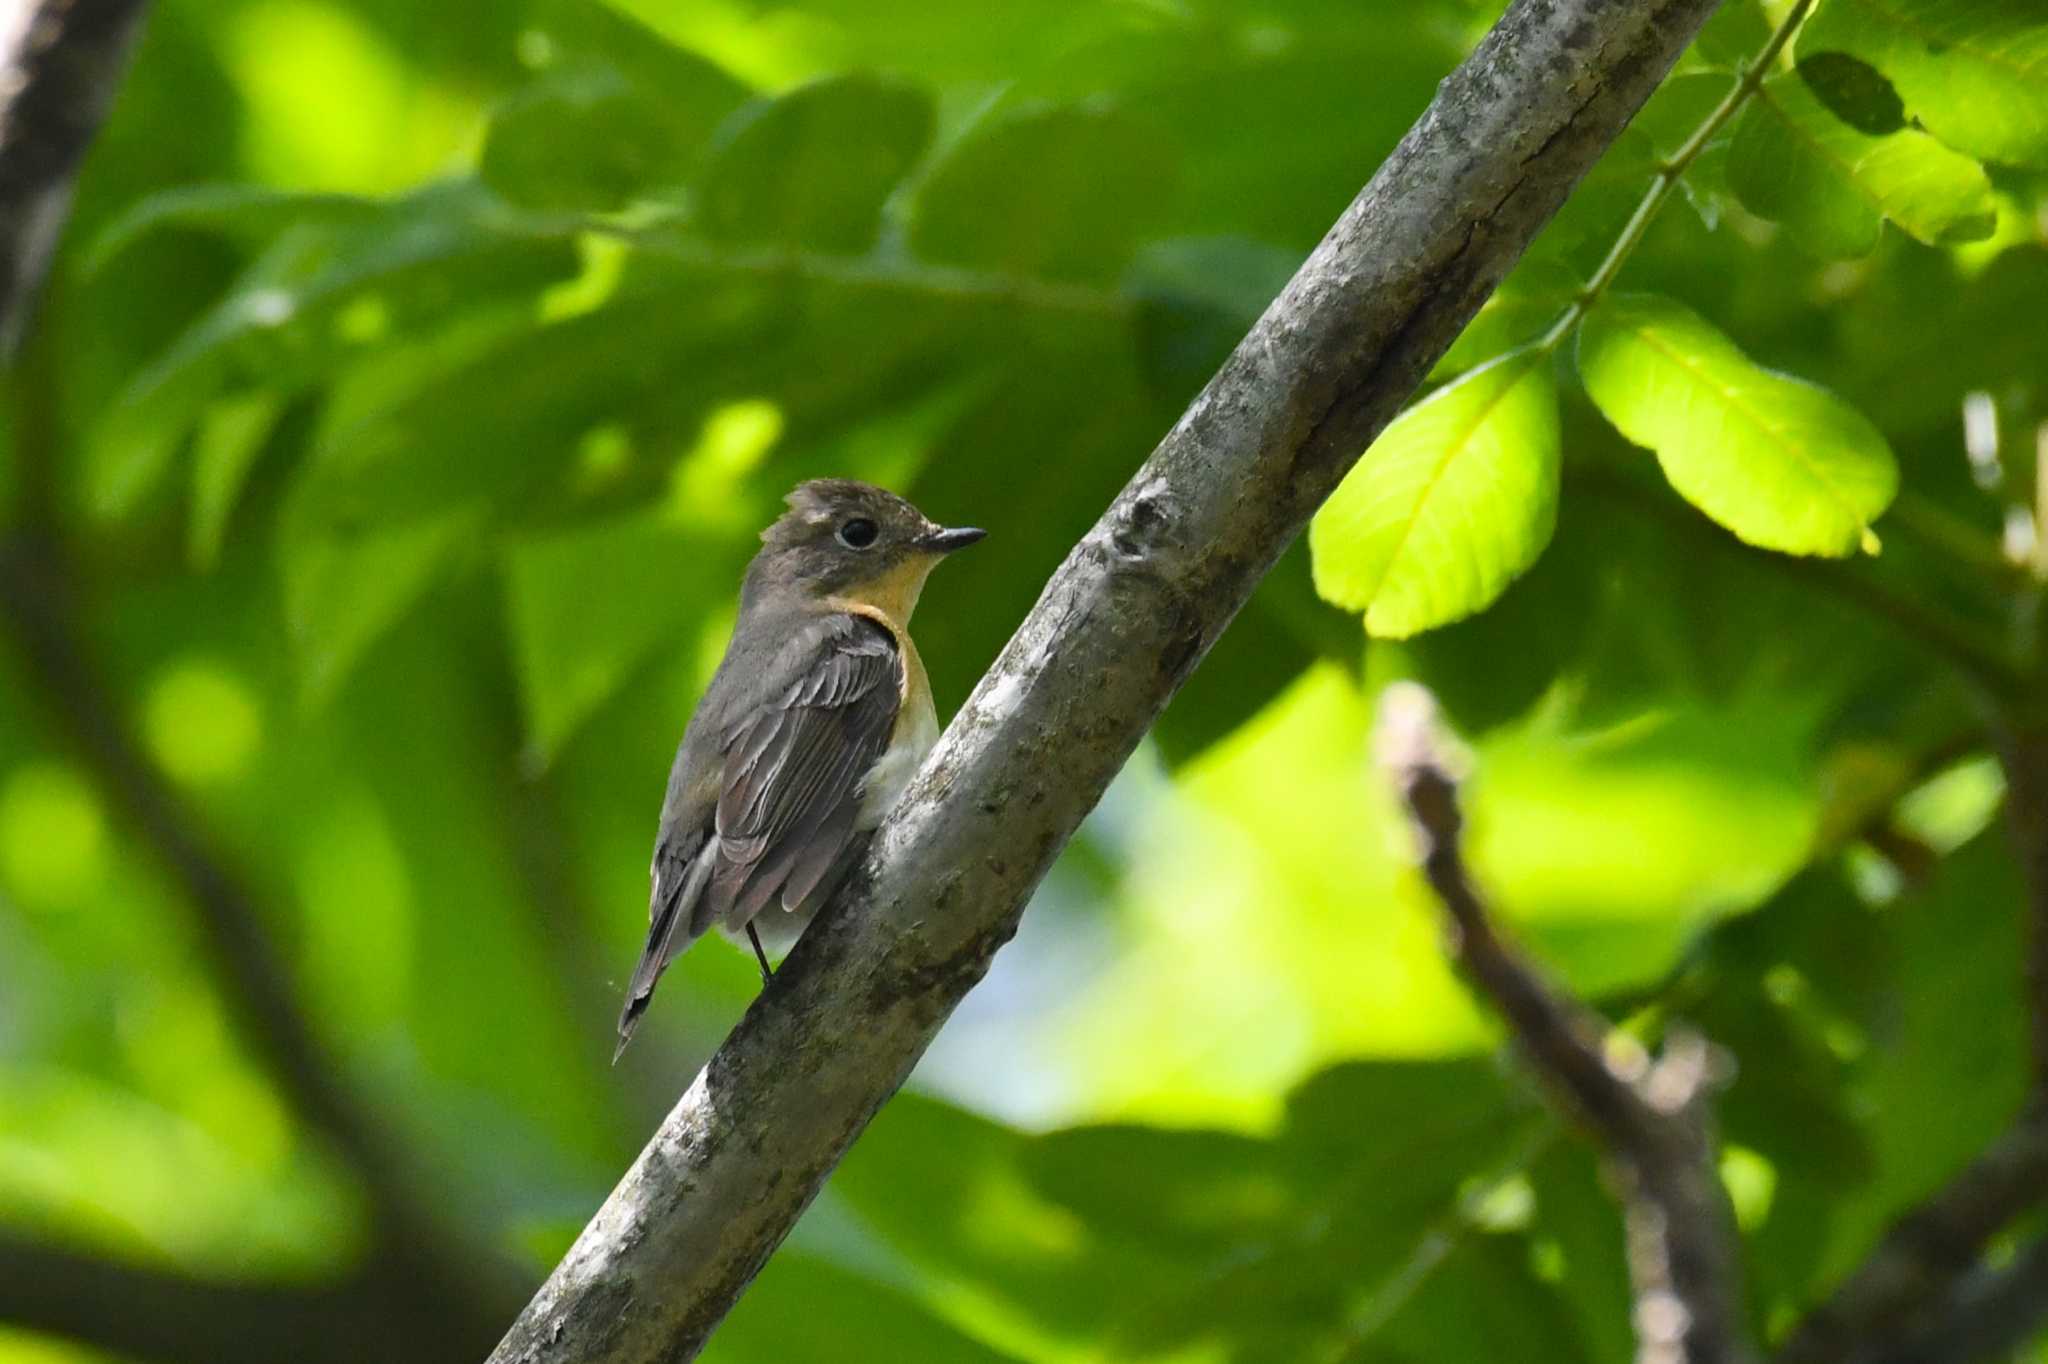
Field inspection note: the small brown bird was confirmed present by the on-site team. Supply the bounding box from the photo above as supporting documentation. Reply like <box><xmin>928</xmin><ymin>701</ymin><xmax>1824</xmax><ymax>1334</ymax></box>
<box><xmin>614</xmin><ymin>479</ymin><xmax>984</xmax><ymax>1058</ymax></box>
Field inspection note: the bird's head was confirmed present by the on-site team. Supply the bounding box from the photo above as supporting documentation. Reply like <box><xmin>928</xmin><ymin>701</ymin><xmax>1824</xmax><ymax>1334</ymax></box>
<box><xmin>747</xmin><ymin>479</ymin><xmax>985</xmax><ymax>624</ymax></box>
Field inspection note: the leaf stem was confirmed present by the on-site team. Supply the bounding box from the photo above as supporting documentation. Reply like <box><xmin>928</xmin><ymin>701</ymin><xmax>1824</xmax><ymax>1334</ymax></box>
<box><xmin>1539</xmin><ymin>0</ymin><xmax>1815</xmax><ymax>351</ymax></box>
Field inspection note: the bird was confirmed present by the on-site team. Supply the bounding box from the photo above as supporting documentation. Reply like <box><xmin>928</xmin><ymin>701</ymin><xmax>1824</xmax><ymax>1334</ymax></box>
<box><xmin>613</xmin><ymin>479</ymin><xmax>985</xmax><ymax>1060</ymax></box>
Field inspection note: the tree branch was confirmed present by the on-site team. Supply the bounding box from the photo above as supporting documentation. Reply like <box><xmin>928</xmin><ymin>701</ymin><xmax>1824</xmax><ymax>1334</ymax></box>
<box><xmin>0</xmin><ymin>0</ymin><xmax>150</xmax><ymax>359</ymax></box>
<box><xmin>0</xmin><ymin>24</ymin><xmax>528</xmax><ymax>1324</ymax></box>
<box><xmin>0</xmin><ymin>1229</ymin><xmax>458</xmax><ymax>1364</ymax></box>
<box><xmin>1377</xmin><ymin>683</ymin><xmax>1754</xmax><ymax>1364</ymax></box>
<box><xmin>1866</xmin><ymin>1236</ymin><xmax>2048</xmax><ymax>1364</ymax></box>
<box><xmin>1772</xmin><ymin>1103</ymin><xmax>2048</xmax><ymax>1364</ymax></box>
<box><xmin>0</xmin><ymin>532</ymin><xmax>529</xmax><ymax>1357</ymax></box>
<box><xmin>487</xmin><ymin>1</ymin><xmax>1725</xmax><ymax>1356</ymax></box>
<box><xmin>2000</xmin><ymin>724</ymin><xmax>2048</xmax><ymax>1086</ymax></box>
<box><xmin>1771</xmin><ymin>725</ymin><xmax>2048</xmax><ymax>1364</ymax></box>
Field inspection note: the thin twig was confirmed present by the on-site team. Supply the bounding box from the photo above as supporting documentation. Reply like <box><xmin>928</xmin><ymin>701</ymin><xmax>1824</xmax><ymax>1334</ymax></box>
<box><xmin>1538</xmin><ymin>0</ymin><xmax>1814</xmax><ymax>352</ymax></box>
<box><xmin>1770</xmin><ymin>719</ymin><xmax>2048</xmax><ymax>1363</ymax></box>
<box><xmin>1865</xmin><ymin>1236</ymin><xmax>2048</xmax><ymax>1364</ymax></box>
<box><xmin>1773</xmin><ymin>1103</ymin><xmax>2048</xmax><ymax>1364</ymax></box>
<box><xmin>1377</xmin><ymin>683</ymin><xmax>1756</xmax><ymax>1364</ymax></box>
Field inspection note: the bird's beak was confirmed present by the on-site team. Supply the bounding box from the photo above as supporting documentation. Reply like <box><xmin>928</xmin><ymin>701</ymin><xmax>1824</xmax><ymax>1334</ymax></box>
<box><xmin>919</xmin><ymin>526</ymin><xmax>987</xmax><ymax>554</ymax></box>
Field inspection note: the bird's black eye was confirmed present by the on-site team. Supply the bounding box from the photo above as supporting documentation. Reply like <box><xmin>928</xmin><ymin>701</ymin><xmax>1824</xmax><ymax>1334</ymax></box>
<box><xmin>836</xmin><ymin>517</ymin><xmax>879</xmax><ymax>549</ymax></box>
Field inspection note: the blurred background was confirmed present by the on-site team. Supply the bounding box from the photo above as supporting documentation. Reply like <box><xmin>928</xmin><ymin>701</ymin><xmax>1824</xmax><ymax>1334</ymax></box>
<box><xmin>3</xmin><ymin>0</ymin><xmax>2047</xmax><ymax>1359</ymax></box>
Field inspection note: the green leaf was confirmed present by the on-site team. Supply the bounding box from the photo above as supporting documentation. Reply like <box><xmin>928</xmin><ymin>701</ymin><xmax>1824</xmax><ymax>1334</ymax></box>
<box><xmin>1018</xmin><ymin>1124</ymin><xmax>1286</xmax><ymax>1258</ymax></box>
<box><xmin>1432</xmin><ymin>258</ymin><xmax>1580</xmax><ymax>378</ymax></box>
<box><xmin>1309</xmin><ymin>348</ymin><xmax>1561</xmax><ymax>638</ymax></box>
<box><xmin>523</xmin><ymin>0</ymin><xmax>751</xmax><ymax>116</ymax></box>
<box><xmin>85</xmin><ymin>183</ymin><xmax>576</xmax><ymax>519</ymax></box>
<box><xmin>1728</xmin><ymin>74</ymin><xmax>1996</xmax><ymax>258</ymax></box>
<box><xmin>83</xmin><ymin>184</ymin><xmax>381</xmax><ymax>275</ymax></box>
<box><xmin>1154</xmin><ymin>539</ymin><xmax>1354</xmax><ymax>768</ymax></box>
<box><xmin>282</xmin><ymin>511</ymin><xmax>478</xmax><ymax>708</ymax></box>
<box><xmin>910</xmin><ymin>102</ymin><xmax>1177</xmax><ymax>283</ymax></box>
<box><xmin>1797</xmin><ymin>0</ymin><xmax>2048</xmax><ymax>168</ymax></box>
<box><xmin>504</xmin><ymin>510</ymin><xmax>739</xmax><ymax>766</ymax></box>
<box><xmin>696</xmin><ymin>74</ymin><xmax>933</xmax><ymax>252</ymax></box>
<box><xmin>1526</xmin><ymin>1146</ymin><xmax>1636</xmax><ymax>1364</ymax></box>
<box><xmin>188</xmin><ymin>392</ymin><xmax>286</xmax><ymax>568</ymax></box>
<box><xmin>288</xmin><ymin>276</ymin><xmax>770</xmax><ymax>535</ymax></box>
<box><xmin>481</xmin><ymin>3</ymin><xmax>748</xmax><ymax>214</ymax></box>
<box><xmin>480</xmin><ymin>67</ymin><xmax>699</xmax><ymax>213</ymax></box>
<box><xmin>715</xmin><ymin>1251</ymin><xmax>1026</xmax><ymax>1364</ymax></box>
<box><xmin>1576</xmin><ymin>294</ymin><xmax>1898</xmax><ymax>556</ymax></box>
<box><xmin>1128</xmin><ymin>236</ymin><xmax>1300</xmax><ymax>399</ymax></box>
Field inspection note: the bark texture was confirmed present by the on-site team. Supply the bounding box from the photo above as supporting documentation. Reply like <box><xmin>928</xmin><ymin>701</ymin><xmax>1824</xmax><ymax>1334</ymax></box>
<box><xmin>1380</xmin><ymin>683</ymin><xmax>1754</xmax><ymax>1364</ymax></box>
<box><xmin>488</xmin><ymin>0</ymin><xmax>1725</xmax><ymax>1359</ymax></box>
<box><xmin>0</xmin><ymin>0</ymin><xmax>149</xmax><ymax>356</ymax></box>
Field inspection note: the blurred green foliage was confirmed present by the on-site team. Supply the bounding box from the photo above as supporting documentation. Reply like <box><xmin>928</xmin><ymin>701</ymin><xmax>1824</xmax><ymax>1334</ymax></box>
<box><xmin>5</xmin><ymin>0</ymin><xmax>2048</xmax><ymax>1360</ymax></box>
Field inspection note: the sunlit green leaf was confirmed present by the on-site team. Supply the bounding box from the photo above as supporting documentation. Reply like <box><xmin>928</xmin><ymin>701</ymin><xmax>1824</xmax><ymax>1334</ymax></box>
<box><xmin>1310</xmin><ymin>348</ymin><xmax>1561</xmax><ymax>638</ymax></box>
<box><xmin>1728</xmin><ymin>73</ymin><xmax>1995</xmax><ymax>258</ymax></box>
<box><xmin>1798</xmin><ymin>0</ymin><xmax>2048</xmax><ymax>168</ymax></box>
<box><xmin>1576</xmin><ymin>293</ymin><xmax>1897</xmax><ymax>556</ymax></box>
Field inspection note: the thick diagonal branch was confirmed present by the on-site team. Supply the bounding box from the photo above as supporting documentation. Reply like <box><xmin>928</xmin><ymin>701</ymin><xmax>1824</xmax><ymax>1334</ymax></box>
<box><xmin>1377</xmin><ymin>684</ymin><xmax>1754</xmax><ymax>1364</ymax></box>
<box><xmin>486</xmin><ymin>1</ymin><xmax>1725</xmax><ymax>1358</ymax></box>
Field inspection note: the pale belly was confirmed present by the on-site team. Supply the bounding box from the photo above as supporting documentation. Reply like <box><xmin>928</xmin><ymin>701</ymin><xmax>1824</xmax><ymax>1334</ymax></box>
<box><xmin>856</xmin><ymin>692</ymin><xmax>938</xmax><ymax>828</ymax></box>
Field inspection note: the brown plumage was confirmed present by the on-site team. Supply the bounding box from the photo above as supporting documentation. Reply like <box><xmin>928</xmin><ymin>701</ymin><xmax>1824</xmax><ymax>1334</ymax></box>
<box><xmin>614</xmin><ymin>480</ymin><xmax>984</xmax><ymax>1059</ymax></box>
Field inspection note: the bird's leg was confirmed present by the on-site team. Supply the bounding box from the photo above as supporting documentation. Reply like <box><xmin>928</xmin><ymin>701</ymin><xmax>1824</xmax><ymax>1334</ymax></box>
<box><xmin>746</xmin><ymin>922</ymin><xmax>775</xmax><ymax>985</ymax></box>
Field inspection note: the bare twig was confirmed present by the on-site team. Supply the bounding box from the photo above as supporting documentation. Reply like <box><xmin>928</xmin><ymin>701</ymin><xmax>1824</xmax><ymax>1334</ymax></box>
<box><xmin>1776</xmin><ymin>724</ymin><xmax>2048</xmax><ymax>1363</ymax></box>
<box><xmin>487</xmin><ymin>0</ymin><xmax>1727</xmax><ymax>1357</ymax></box>
<box><xmin>1377</xmin><ymin>683</ymin><xmax>1755</xmax><ymax>1364</ymax></box>
<box><xmin>1865</xmin><ymin>1236</ymin><xmax>2048</xmax><ymax>1364</ymax></box>
<box><xmin>0</xmin><ymin>0</ymin><xmax>150</xmax><ymax>358</ymax></box>
<box><xmin>2000</xmin><ymin>724</ymin><xmax>2048</xmax><ymax>1085</ymax></box>
<box><xmin>1774</xmin><ymin>1103</ymin><xmax>2048</xmax><ymax>1364</ymax></box>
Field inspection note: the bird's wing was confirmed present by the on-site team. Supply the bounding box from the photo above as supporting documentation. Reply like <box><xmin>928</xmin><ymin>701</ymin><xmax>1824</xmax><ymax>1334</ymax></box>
<box><xmin>709</xmin><ymin>613</ymin><xmax>903</xmax><ymax>927</ymax></box>
<box><xmin>615</xmin><ymin>614</ymin><xmax>900</xmax><ymax>1057</ymax></box>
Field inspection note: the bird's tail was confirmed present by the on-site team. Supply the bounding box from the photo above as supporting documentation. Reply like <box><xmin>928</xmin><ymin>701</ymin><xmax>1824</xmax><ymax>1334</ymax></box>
<box><xmin>614</xmin><ymin>847</ymin><xmax>713</xmax><ymax>1063</ymax></box>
